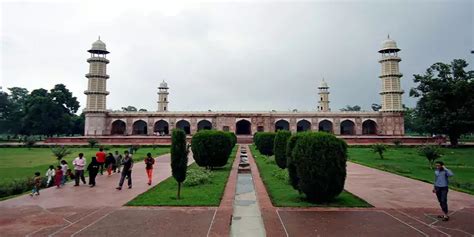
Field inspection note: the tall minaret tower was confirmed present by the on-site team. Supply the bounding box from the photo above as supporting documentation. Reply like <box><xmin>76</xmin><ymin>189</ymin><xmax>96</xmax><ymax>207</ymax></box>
<box><xmin>379</xmin><ymin>35</ymin><xmax>403</xmax><ymax>112</ymax></box>
<box><xmin>84</xmin><ymin>37</ymin><xmax>110</xmax><ymax>136</ymax></box>
<box><xmin>317</xmin><ymin>79</ymin><xmax>330</xmax><ymax>112</ymax></box>
<box><xmin>157</xmin><ymin>80</ymin><xmax>169</xmax><ymax>112</ymax></box>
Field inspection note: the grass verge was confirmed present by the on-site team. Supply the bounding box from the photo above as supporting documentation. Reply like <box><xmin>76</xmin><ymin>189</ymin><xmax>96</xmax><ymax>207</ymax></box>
<box><xmin>127</xmin><ymin>146</ymin><xmax>237</xmax><ymax>206</ymax></box>
<box><xmin>250</xmin><ymin>145</ymin><xmax>371</xmax><ymax>207</ymax></box>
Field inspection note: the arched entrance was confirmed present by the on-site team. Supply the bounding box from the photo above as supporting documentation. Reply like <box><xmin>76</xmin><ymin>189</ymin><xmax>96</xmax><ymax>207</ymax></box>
<box><xmin>297</xmin><ymin>120</ymin><xmax>311</xmax><ymax>132</ymax></box>
<box><xmin>176</xmin><ymin>120</ymin><xmax>191</xmax><ymax>135</ymax></box>
<box><xmin>197</xmin><ymin>120</ymin><xmax>212</xmax><ymax>131</ymax></box>
<box><xmin>132</xmin><ymin>120</ymin><xmax>148</xmax><ymax>135</ymax></box>
<box><xmin>236</xmin><ymin>120</ymin><xmax>251</xmax><ymax>135</ymax></box>
<box><xmin>275</xmin><ymin>120</ymin><xmax>290</xmax><ymax>131</ymax></box>
<box><xmin>318</xmin><ymin>120</ymin><xmax>333</xmax><ymax>133</ymax></box>
<box><xmin>154</xmin><ymin>120</ymin><xmax>169</xmax><ymax>135</ymax></box>
<box><xmin>111</xmin><ymin>120</ymin><xmax>126</xmax><ymax>135</ymax></box>
<box><xmin>362</xmin><ymin>120</ymin><xmax>377</xmax><ymax>135</ymax></box>
<box><xmin>340</xmin><ymin>120</ymin><xmax>355</xmax><ymax>135</ymax></box>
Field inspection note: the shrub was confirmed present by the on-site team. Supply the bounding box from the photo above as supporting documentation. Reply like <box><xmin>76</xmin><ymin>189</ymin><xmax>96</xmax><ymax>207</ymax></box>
<box><xmin>192</xmin><ymin>130</ymin><xmax>232</xmax><ymax>169</ymax></box>
<box><xmin>271</xmin><ymin>169</ymin><xmax>289</xmax><ymax>182</ymax></box>
<box><xmin>254</xmin><ymin>132</ymin><xmax>276</xmax><ymax>156</ymax></box>
<box><xmin>51</xmin><ymin>146</ymin><xmax>72</xmax><ymax>164</ymax></box>
<box><xmin>184</xmin><ymin>168</ymin><xmax>212</xmax><ymax>186</ymax></box>
<box><xmin>371</xmin><ymin>143</ymin><xmax>386</xmax><ymax>159</ymax></box>
<box><xmin>392</xmin><ymin>139</ymin><xmax>403</xmax><ymax>147</ymax></box>
<box><xmin>0</xmin><ymin>177</ymin><xmax>45</xmax><ymax>199</ymax></box>
<box><xmin>418</xmin><ymin>145</ymin><xmax>442</xmax><ymax>169</ymax></box>
<box><xmin>224</xmin><ymin>132</ymin><xmax>237</xmax><ymax>148</ymax></box>
<box><xmin>171</xmin><ymin>129</ymin><xmax>189</xmax><ymax>199</ymax></box>
<box><xmin>87</xmin><ymin>138</ymin><xmax>98</xmax><ymax>148</ymax></box>
<box><xmin>292</xmin><ymin>132</ymin><xmax>347</xmax><ymax>203</ymax></box>
<box><xmin>286</xmin><ymin>133</ymin><xmax>304</xmax><ymax>192</ymax></box>
<box><xmin>274</xmin><ymin>130</ymin><xmax>292</xmax><ymax>169</ymax></box>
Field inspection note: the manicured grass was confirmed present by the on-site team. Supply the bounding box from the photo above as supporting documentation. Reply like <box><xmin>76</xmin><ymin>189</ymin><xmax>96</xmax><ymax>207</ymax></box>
<box><xmin>127</xmin><ymin>147</ymin><xmax>237</xmax><ymax>206</ymax></box>
<box><xmin>250</xmin><ymin>145</ymin><xmax>371</xmax><ymax>207</ymax></box>
<box><xmin>348</xmin><ymin>147</ymin><xmax>474</xmax><ymax>195</ymax></box>
<box><xmin>0</xmin><ymin>146</ymin><xmax>170</xmax><ymax>184</ymax></box>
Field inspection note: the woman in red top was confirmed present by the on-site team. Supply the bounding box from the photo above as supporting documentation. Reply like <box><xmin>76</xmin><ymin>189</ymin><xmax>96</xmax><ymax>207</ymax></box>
<box><xmin>54</xmin><ymin>165</ymin><xmax>63</xmax><ymax>188</ymax></box>
<box><xmin>144</xmin><ymin>153</ymin><xmax>155</xmax><ymax>185</ymax></box>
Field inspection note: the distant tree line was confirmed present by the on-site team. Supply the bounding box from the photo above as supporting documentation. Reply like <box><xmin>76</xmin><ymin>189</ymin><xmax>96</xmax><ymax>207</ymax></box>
<box><xmin>0</xmin><ymin>84</ymin><xmax>84</xmax><ymax>137</ymax></box>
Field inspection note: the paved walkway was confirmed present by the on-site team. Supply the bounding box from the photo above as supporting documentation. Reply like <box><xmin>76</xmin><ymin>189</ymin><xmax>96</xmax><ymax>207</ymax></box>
<box><xmin>345</xmin><ymin>162</ymin><xmax>474</xmax><ymax>209</ymax></box>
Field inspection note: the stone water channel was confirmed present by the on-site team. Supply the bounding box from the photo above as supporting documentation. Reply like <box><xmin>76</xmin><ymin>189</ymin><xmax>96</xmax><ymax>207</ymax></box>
<box><xmin>230</xmin><ymin>146</ymin><xmax>266</xmax><ymax>237</ymax></box>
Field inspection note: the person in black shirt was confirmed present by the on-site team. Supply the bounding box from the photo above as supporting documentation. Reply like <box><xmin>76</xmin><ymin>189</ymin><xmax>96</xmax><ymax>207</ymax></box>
<box><xmin>87</xmin><ymin>157</ymin><xmax>100</xmax><ymax>187</ymax></box>
<box><xmin>116</xmin><ymin>151</ymin><xmax>134</xmax><ymax>190</ymax></box>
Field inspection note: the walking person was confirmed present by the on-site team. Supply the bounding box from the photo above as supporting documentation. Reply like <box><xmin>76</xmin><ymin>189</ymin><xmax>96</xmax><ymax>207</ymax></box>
<box><xmin>60</xmin><ymin>160</ymin><xmax>68</xmax><ymax>185</ymax></box>
<box><xmin>433</xmin><ymin>161</ymin><xmax>454</xmax><ymax>221</ymax></box>
<box><xmin>45</xmin><ymin>165</ymin><xmax>55</xmax><ymax>187</ymax></box>
<box><xmin>116</xmin><ymin>151</ymin><xmax>134</xmax><ymax>190</ymax></box>
<box><xmin>30</xmin><ymin>172</ymin><xmax>42</xmax><ymax>196</ymax></box>
<box><xmin>96</xmin><ymin>147</ymin><xmax>107</xmax><ymax>175</ymax></box>
<box><xmin>54</xmin><ymin>165</ymin><xmax>63</xmax><ymax>188</ymax></box>
<box><xmin>144</xmin><ymin>153</ymin><xmax>155</xmax><ymax>185</ymax></box>
<box><xmin>105</xmin><ymin>153</ymin><xmax>116</xmax><ymax>176</ymax></box>
<box><xmin>73</xmin><ymin>153</ymin><xmax>87</xmax><ymax>186</ymax></box>
<box><xmin>87</xmin><ymin>157</ymin><xmax>100</xmax><ymax>187</ymax></box>
<box><xmin>113</xmin><ymin>151</ymin><xmax>123</xmax><ymax>173</ymax></box>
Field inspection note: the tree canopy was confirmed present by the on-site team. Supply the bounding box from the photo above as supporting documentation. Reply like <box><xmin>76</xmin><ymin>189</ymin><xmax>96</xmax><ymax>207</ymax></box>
<box><xmin>340</xmin><ymin>105</ymin><xmax>361</xmax><ymax>111</ymax></box>
<box><xmin>410</xmin><ymin>59</ymin><xmax>474</xmax><ymax>146</ymax></box>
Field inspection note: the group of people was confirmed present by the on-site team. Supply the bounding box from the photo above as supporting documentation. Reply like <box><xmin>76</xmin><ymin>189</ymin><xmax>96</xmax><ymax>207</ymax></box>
<box><xmin>30</xmin><ymin>148</ymin><xmax>156</xmax><ymax>196</ymax></box>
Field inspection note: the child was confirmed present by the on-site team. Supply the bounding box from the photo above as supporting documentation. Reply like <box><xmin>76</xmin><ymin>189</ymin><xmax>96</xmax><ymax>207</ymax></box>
<box><xmin>60</xmin><ymin>160</ymin><xmax>68</xmax><ymax>185</ymax></box>
<box><xmin>54</xmin><ymin>166</ymin><xmax>63</xmax><ymax>188</ymax></box>
<box><xmin>87</xmin><ymin>157</ymin><xmax>100</xmax><ymax>187</ymax></box>
<box><xmin>144</xmin><ymin>153</ymin><xmax>155</xmax><ymax>185</ymax></box>
<box><xmin>30</xmin><ymin>172</ymin><xmax>41</xmax><ymax>196</ymax></box>
<box><xmin>45</xmin><ymin>165</ymin><xmax>55</xmax><ymax>187</ymax></box>
<box><xmin>66</xmin><ymin>169</ymin><xmax>75</xmax><ymax>180</ymax></box>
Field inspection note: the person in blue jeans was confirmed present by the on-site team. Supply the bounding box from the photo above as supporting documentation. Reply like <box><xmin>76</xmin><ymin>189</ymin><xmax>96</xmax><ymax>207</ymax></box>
<box><xmin>432</xmin><ymin>161</ymin><xmax>454</xmax><ymax>221</ymax></box>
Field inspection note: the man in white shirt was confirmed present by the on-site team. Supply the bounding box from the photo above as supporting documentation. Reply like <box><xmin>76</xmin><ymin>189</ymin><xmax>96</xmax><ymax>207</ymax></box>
<box><xmin>73</xmin><ymin>153</ymin><xmax>87</xmax><ymax>186</ymax></box>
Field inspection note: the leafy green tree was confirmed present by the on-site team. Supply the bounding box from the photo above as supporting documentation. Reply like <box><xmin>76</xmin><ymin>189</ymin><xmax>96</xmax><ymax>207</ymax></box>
<box><xmin>3</xmin><ymin>87</ymin><xmax>29</xmax><ymax>134</ymax></box>
<box><xmin>371</xmin><ymin>143</ymin><xmax>386</xmax><ymax>159</ymax></box>
<box><xmin>139</xmin><ymin>108</ymin><xmax>148</xmax><ymax>112</ymax></box>
<box><xmin>404</xmin><ymin>107</ymin><xmax>428</xmax><ymax>135</ymax></box>
<box><xmin>340</xmin><ymin>105</ymin><xmax>361</xmax><ymax>111</ymax></box>
<box><xmin>122</xmin><ymin>106</ymin><xmax>137</xmax><ymax>112</ymax></box>
<box><xmin>371</xmin><ymin>103</ymin><xmax>382</xmax><ymax>111</ymax></box>
<box><xmin>274</xmin><ymin>130</ymin><xmax>292</xmax><ymax>169</ymax></box>
<box><xmin>171</xmin><ymin>129</ymin><xmax>189</xmax><ymax>199</ymax></box>
<box><xmin>410</xmin><ymin>59</ymin><xmax>474</xmax><ymax>146</ymax></box>
<box><xmin>191</xmin><ymin>130</ymin><xmax>232</xmax><ymax>170</ymax></box>
<box><xmin>51</xmin><ymin>146</ymin><xmax>72</xmax><ymax>164</ymax></box>
<box><xmin>418</xmin><ymin>145</ymin><xmax>442</xmax><ymax>169</ymax></box>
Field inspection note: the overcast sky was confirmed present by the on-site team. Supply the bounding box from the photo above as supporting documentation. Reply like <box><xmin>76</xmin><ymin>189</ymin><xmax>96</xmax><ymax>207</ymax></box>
<box><xmin>1</xmin><ymin>0</ymin><xmax>472</xmax><ymax>112</ymax></box>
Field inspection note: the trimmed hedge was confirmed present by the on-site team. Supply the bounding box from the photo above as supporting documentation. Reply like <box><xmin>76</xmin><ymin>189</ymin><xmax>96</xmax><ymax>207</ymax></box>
<box><xmin>254</xmin><ymin>132</ymin><xmax>276</xmax><ymax>156</ymax></box>
<box><xmin>225</xmin><ymin>132</ymin><xmax>237</xmax><ymax>148</ymax></box>
<box><xmin>286</xmin><ymin>133</ymin><xmax>305</xmax><ymax>191</ymax></box>
<box><xmin>191</xmin><ymin>130</ymin><xmax>233</xmax><ymax>169</ymax></box>
<box><xmin>292</xmin><ymin>132</ymin><xmax>348</xmax><ymax>203</ymax></box>
<box><xmin>274</xmin><ymin>130</ymin><xmax>292</xmax><ymax>169</ymax></box>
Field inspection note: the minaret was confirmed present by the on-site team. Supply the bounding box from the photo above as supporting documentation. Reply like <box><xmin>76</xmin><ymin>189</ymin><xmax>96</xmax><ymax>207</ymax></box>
<box><xmin>379</xmin><ymin>35</ymin><xmax>403</xmax><ymax>112</ymax></box>
<box><xmin>157</xmin><ymin>80</ymin><xmax>169</xmax><ymax>112</ymax></box>
<box><xmin>84</xmin><ymin>37</ymin><xmax>110</xmax><ymax>112</ymax></box>
<box><xmin>317</xmin><ymin>79</ymin><xmax>330</xmax><ymax>112</ymax></box>
<box><xmin>84</xmin><ymin>37</ymin><xmax>110</xmax><ymax>136</ymax></box>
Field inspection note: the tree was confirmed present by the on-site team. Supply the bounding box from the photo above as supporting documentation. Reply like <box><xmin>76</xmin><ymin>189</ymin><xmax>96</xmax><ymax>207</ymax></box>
<box><xmin>139</xmin><ymin>108</ymin><xmax>148</xmax><ymax>112</ymax></box>
<box><xmin>371</xmin><ymin>143</ymin><xmax>386</xmax><ymax>159</ymax></box>
<box><xmin>286</xmin><ymin>133</ymin><xmax>304</xmax><ymax>192</ymax></box>
<box><xmin>292</xmin><ymin>132</ymin><xmax>347</xmax><ymax>203</ymax></box>
<box><xmin>418</xmin><ymin>145</ymin><xmax>442</xmax><ymax>169</ymax></box>
<box><xmin>51</xmin><ymin>146</ymin><xmax>72</xmax><ymax>164</ymax></box>
<box><xmin>122</xmin><ymin>106</ymin><xmax>137</xmax><ymax>112</ymax></box>
<box><xmin>254</xmin><ymin>132</ymin><xmax>276</xmax><ymax>156</ymax></box>
<box><xmin>404</xmin><ymin>107</ymin><xmax>428</xmax><ymax>135</ymax></box>
<box><xmin>371</xmin><ymin>103</ymin><xmax>382</xmax><ymax>111</ymax></box>
<box><xmin>171</xmin><ymin>129</ymin><xmax>189</xmax><ymax>199</ymax></box>
<box><xmin>410</xmin><ymin>59</ymin><xmax>474</xmax><ymax>146</ymax></box>
<box><xmin>340</xmin><ymin>105</ymin><xmax>361</xmax><ymax>111</ymax></box>
<box><xmin>2</xmin><ymin>87</ymin><xmax>29</xmax><ymax>134</ymax></box>
<box><xmin>274</xmin><ymin>130</ymin><xmax>292</xmax><ymax>169</ymax></box>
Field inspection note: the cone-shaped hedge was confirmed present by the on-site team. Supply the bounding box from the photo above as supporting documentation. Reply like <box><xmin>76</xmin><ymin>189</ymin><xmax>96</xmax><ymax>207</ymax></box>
<box><xmin>286</xmin><ymin>133</ymin><xmax>304</xmax><ymax>191</ymax></box>
<box><xmin>171</xmin><ymin>129</ymin><xmax>189</xmax><ymax>199</ymax></box>
<box><xmin>274</xmin><ymin>130</ymin><xmax>292</xmax><ymax>169</ymax></box>
<box><xmin>291</xmin><ymin>132</ymin><xmax>347</xmax><ymax>203</ymax></box>
<box><xmin>192</xmin><ymin>130</ymin><xmax>233</xmax><ymax>169</ymax></box>
<box><xmin>254</xmin><ymin>132</ymin><xmax>276</xmax><ymax>156</ymax></box>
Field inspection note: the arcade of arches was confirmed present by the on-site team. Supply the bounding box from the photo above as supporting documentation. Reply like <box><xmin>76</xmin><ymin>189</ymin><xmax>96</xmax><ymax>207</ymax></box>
<box><xmin>108</xmin><ymin>117</ymin><xmax>381</xmax><ymax>136</ymax></box>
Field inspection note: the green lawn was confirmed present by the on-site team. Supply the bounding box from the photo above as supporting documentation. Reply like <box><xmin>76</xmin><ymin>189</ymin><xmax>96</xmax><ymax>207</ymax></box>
<box><xmin>127</xmin><ymin>147</ymin><xmax>237</xmax><ymax>206</ymax></box>
<box><xmin>0</xmin><ymin>146</ymin><xmax>170</xmax><ymax>184</ymax></box>
<box><xmin>348</xmin><ymin>147</ymin><xmax>474</xmax><ymax>195</ymax></box>
<box><xmin>250</xmin><ymin>145</ymin><xmax>371</xmax><ymax>207</ymax></box>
